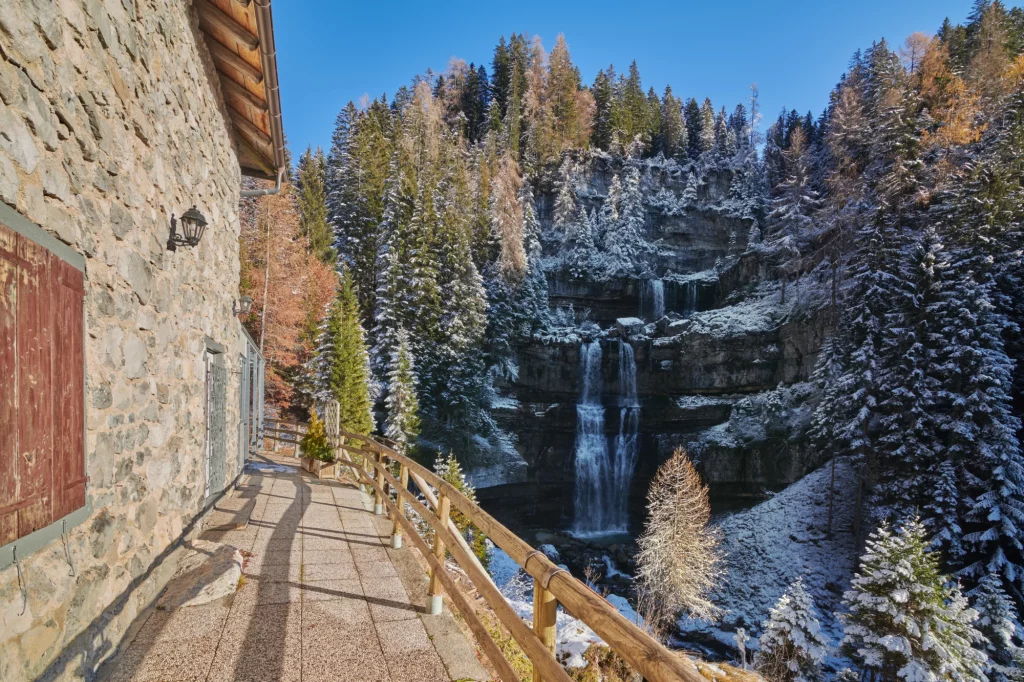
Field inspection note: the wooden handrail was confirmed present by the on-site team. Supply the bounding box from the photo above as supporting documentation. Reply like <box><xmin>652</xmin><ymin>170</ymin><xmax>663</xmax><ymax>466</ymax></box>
<box><xmin>334</xmin><ymin>427</ymin><xmax>704</xmax><ymax>682</ymax></box>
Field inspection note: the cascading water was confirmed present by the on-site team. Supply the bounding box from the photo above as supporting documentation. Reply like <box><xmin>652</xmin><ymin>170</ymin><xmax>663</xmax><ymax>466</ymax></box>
<box><xmin>682</xmin><ymin>280</ymin><xmax>697</xmax><ymax>315</ymax></box>
<box><xmin>640</xmin><ymin>279</ymin><xmax>665</xmax><ymax>320</ymax></box>
<box><xmin>573</xmin><ymin>340</ymin><xmax>610</xmax><ymax>535</ymax></box>
<box><xmin>609</xmin><ymin>340</ymin><xmax>640</xmax><ymax>532</ymax></box>
<box><xmin>572</xmin><ymin>339</ymin><xmax>640</xmax><ymax>536</ymax></box>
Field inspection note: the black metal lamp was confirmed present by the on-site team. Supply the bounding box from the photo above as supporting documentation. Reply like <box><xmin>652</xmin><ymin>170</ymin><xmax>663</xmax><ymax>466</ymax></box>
<box><xmin>233</xmin><ymin>295</ymin><xmax>253</xmax><ymax>316</ymax></box>
<box><xmin>168</xmin><ymin>205</ymin><xmax>208</xmax><ymax>251</ymax></box>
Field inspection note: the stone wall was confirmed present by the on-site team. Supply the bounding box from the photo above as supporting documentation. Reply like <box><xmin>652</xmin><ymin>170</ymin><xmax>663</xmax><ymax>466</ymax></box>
<box><xmin>0</xmin><ymin>1</ymin><xmax>247</xmax><ymax>679</ymax></box>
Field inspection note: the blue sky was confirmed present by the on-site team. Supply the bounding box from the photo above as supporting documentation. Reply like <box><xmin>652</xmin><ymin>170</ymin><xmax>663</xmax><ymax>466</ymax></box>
<box><xmin>273</xmin><ymin>0</ymin><xmax>981</xmax><ymax>157</ymax></box>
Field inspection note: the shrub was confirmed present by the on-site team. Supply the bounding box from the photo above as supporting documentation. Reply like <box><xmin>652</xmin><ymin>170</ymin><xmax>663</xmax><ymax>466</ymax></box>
<box><xmin>300</xmin><ymin>412</ymin><xmax>334</xmax><ymax>462</ymax></box>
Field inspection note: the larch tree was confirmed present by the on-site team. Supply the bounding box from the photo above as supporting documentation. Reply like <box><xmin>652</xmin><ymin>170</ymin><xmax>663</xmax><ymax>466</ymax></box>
<box><xmin>636</xmin><ymin>448</ymin><xmax>724</xmax><ymax>633</ymax></box>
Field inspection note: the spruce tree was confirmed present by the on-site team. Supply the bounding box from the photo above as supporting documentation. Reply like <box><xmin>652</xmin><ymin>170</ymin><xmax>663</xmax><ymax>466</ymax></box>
<box><xmin>591</xmin><ymin>67</ymin><xmax>615</xmax><ymax>151</ymax></box>
<box><xmin>973</xmin><ymin>573</ymin><xmax>1024</xmax><ymax>682</ymax></box>
<box><xmin>660</xmin><ymin>86</ymin><xmax>687</xmax><ymax>160</ymax></box>
<box><xmin>699</xmin><ymin>98</ymin><xmax>717</xmax><ymax>157</ymax></box>
<box><xmin>840</xmin><ymin>519</ymin><xmax>989</xmax><ymax>682</ymax></box>
<box><xmin>684</xmin><ymin>97</ymin><xmax>702</xmax><ymax>159</ymax></box>
<box><xmin>603</xmin><ymin>165</ymin><xmax>652</xmax><ymax>276</ymax></box>
<box><xmin>755</xmin><ymin>578</ymin><xmax>828</xmax><ymax>682</ymax></box>
<box><xmin>313</xmin><ymin>268</ymin><xmax>375</xmax><ymax>436</ymax></box>
<box><xmin>563</xmin><ymin>206</ymin><xmax>597</xmax><ymax>279</ymax></box>
<box><xmin>297</xmin><ymin>146</ymin><xmax>335</xmax><ymax>263</ymax></box>
<box><xmin>384</xmin><ymin>327</ymin><xmax>420</xmax><ymax>455</ymax></box>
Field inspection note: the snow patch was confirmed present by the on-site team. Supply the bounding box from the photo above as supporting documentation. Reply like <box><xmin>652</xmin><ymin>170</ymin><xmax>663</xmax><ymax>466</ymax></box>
<box><xmin>679</xmin><ymin>457</ymin><xmax>859</xmax><ymax>663</ymax></box>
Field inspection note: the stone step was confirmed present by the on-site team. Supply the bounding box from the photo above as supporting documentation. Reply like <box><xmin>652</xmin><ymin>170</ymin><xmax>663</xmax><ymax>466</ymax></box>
<box><xmin>203</xmin><ymin>486</ymin><xmax>259</xmax><ymax>531</ymax></box>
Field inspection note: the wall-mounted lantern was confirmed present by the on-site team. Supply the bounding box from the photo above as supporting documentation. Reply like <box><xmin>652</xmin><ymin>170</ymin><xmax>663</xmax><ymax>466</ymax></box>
<box><xmin>233</xmin><ymin>295</ymin><xmax>253</xmax><ymax>316</ymax></box>
<box><xmin>167</xmin><ymin>206</ymin><xmax>208</xmax><ymax>251</ymax></box>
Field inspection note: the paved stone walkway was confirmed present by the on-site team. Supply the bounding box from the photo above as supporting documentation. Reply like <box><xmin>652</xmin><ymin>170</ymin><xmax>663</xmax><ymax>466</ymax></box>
<box><xmin>102</xmin><ymin>455</ymin><xmax>490</xmax><ymax>682</ymax></box>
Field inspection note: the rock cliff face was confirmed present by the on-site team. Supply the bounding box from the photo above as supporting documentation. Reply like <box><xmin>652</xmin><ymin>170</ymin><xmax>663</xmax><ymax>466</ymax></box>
<box><xmin>478</xmin><ymin>155</ymin><xmax>833</xmax><ymax>526</ymax></box>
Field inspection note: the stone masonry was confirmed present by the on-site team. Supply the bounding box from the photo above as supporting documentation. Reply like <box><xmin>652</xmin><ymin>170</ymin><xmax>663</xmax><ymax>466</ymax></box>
<box><xmin>0</xmin><ymin>1</ymin><xmax>250</xmax><ymax>679</ymax></box>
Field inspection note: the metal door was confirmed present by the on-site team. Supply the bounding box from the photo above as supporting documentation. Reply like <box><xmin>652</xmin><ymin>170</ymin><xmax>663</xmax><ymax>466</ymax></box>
<box><xmin>205</xmin><ymin>349</ymin><xmax>227</xmax><ymax>499</ymax></box>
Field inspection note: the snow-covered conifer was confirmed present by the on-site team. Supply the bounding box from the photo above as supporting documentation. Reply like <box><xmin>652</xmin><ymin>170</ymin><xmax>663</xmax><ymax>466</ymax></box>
<box><xmin>682</xmin><ymin>171</ymin><xmax>699</xmax><ymax>205</ymax></box>
<box><xmin>973</xmin><ymin>574</ymin><xmax>1024</xmax><ymax>682</ymax></box>
<box><xmin>604</xmin><ymin>165</ymin><xmax>653</xmax><ymax>276</ymax></box>
<box><xmin>755</xmin><ymin>577</ymin><xmax>828</xmax><ymax>682</ymax></box>
<box><xmin>384</xmin><ymin>327</ymin><xmax>420</xmax><ymax>455</ymax></box>
<box><xmin>840</xmin><ymin>518</ymin><xmax>989</xmax><ymax>682</ymax></box>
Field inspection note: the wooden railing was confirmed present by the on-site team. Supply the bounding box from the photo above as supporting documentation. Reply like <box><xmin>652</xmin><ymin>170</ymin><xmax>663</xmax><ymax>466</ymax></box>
<box><xmin>328</xmin><ymin>427</ymin><xmax>704</xmax><ymax>682</ymax></box>
<box><xmin>261</xmin><ymin>417</ymin><xmax>306</xmax><ymax>456</ymax></box>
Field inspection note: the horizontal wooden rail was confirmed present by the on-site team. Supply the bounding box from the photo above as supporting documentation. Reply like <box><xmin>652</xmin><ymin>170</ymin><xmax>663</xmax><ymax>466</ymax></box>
<box><xmin>334</xmin><ymin>427</ymin><xmax>703</xmax><ymax>682</ymax></box>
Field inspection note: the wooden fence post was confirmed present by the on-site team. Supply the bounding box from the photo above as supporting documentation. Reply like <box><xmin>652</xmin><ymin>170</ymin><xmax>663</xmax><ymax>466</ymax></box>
<box><xmin>532</xmin><ymin>581</ymin><xmax>558</xmax><ymax>682</ymax></box>
<box><xmin>373</xmin><ymin>451</ymin><xmax>384</xmax><ymax>515</ymax></box>
<box><xmin>428</xmin><ymin>492</ymin><xmax>451</xmax><ymax>615</ymax></box>
<box><xmin>391</xmin><ymin>464</ymin><xmax>408</xmax><ymax>549</ymax></box>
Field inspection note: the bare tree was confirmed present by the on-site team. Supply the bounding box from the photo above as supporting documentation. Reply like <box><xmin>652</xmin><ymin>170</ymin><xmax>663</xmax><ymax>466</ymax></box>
<box><xmin>636</xmin><ymin>448</ymin><xmax>724</xmax><ymax>634</ymax></box>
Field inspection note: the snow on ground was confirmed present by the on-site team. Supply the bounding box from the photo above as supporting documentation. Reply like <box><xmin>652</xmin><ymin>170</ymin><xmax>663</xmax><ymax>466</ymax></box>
<box><xmin>487</xmin><ymin>545</ymin><xmax>642</xmax><ymax>668</ymax></box>
<box><xmin>490</xmin><ymin>394</ymin><xmax>521</xmax><ymax>410</ymax></box>
<box><xmin>684</xmin><ymin>273</ymin><xmax>827</xmax><ymax>339</ymax></box>
<box><xmin>245</xmin><ymin>461</ymin><xmax>297</xmax><ymax>474</ymax></box>
<box><xmin>679</xmin><ymin>457</ymin><xmax>859</xmax><ymax>659</ymax></box>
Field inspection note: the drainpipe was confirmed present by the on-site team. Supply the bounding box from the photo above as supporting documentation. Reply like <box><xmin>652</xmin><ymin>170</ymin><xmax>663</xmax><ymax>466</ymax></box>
<box><xmin>240</xmin><ymin>167</ymin><xmax>284</xmax><ymax>197</ymax></box>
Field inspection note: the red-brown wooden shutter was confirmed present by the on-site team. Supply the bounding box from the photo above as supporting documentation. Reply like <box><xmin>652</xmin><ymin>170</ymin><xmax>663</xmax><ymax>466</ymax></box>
<box><xmin>0</xmin><ymin>222</ymin><xmax>86</xmax><ymax>545</ymax></box>
<box><xmin>0</xmin><ymin>225</ymin><xmax>17</xmax><ymax>546</ymax></box>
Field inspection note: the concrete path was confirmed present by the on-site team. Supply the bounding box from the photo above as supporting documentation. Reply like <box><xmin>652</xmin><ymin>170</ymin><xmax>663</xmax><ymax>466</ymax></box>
<box><xmin>101</xmin><ymin>455</ymin><xmax>490</xmax><ymax>682</ymax></box>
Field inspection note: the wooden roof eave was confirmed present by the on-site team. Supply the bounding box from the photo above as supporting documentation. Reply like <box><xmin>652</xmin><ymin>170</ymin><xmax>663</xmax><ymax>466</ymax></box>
<box><xmin>196</xmin><ymin>0</ymin><xmax>286</xmax><ymax>181</ymax></box>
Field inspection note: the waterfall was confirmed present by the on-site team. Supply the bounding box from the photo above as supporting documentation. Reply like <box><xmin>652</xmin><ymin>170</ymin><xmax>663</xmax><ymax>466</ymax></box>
<box><xmin>573</xmin><ymin>340</ymin><xmax>610</xmax><ymax>535</ymax></box>
<box><xmin>610</xmin><ymin>341</ymin><xmax>640</xmax><ymax>533</ymax></box>
<box><xmin>639</xmin><ymin>279</ymin><xmax>665</xmax><ymax>320</ymax></box>
<box><xmin>572</xmin><ymin>339</ymin><xmax>640</xmax><ymax>536</ymax></box>
<box><xmin>683</xmin><ymin>280</ymin><xmax>697</xmax><ymax>315</ymax></box>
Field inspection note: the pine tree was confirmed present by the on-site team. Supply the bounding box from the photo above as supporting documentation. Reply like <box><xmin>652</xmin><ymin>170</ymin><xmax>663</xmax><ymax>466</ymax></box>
<box><xmin>766</xmin><ymin>126</ymin><xmax>822</xmax><ymax>241</ymax></box>
<box><xmin>754</xmin><ymin>578</ymin><xmax>828</xmax><ymax>682</ymax></box>
<box><xmin>636</xmin><ymin>448</ymin><xmax>724</xmax><ymax>630</ymax></box>
<box><xmin>682</xmin><ymin>171</ymin><xmax>699</xmax><ymax>205</ymax></box>
<box><xmin>384</xmin><ymin>327</ymin><xmax>420</xmax><ymax>455</ymax></box>
<box><xmin>840</xmin><ymin>519</ymin><xmax>989</xmax><ymax>682</ymax></box>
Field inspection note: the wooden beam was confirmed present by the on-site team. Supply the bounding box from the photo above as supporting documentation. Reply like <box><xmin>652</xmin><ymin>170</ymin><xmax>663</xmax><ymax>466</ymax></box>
<box><xmin>230</xmin><ymin>109</ymin><xmax>272</xmax><ymax>147</ymax></box>
<box><xmin>232</xmin><ymin>0</ymin><xmax>252</xmax><ymax>6</ymax></box>
<box><xmin>197</xmin><ymin>0</ymin><xmax>259</xmax><ymax>51</ymax></box>
<box><xmin>208</xmin><ymin>41</ymin><xmax>263</xmax><ymax>83</ymax></box>
<box><xmin>221</xmin><ymin>77</ymin><xmax>268</xmax><ymax>113</ymax></box>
